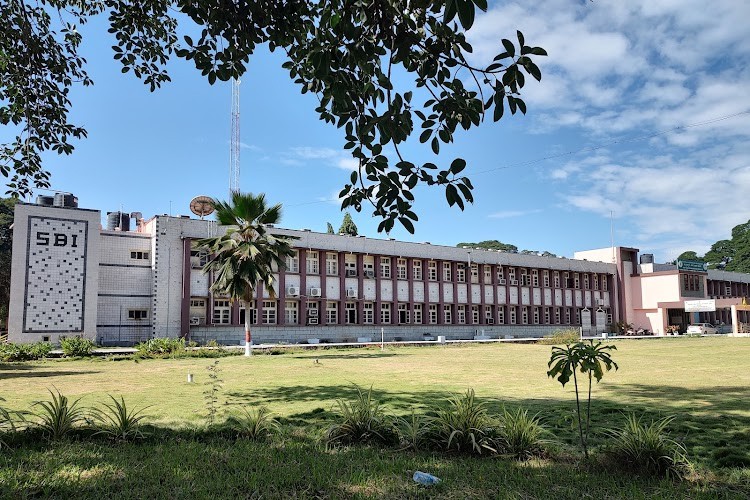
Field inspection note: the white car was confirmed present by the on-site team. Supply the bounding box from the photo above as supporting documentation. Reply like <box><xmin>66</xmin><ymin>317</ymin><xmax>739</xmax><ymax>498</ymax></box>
<box><xmin>686</xmin><ymin>323</ymin><xmax>718</xmax><ymax>335</ymax></box>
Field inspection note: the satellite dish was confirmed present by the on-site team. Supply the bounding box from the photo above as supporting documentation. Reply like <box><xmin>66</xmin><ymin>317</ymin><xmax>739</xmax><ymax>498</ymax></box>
<box><xmin>189</xmin><ymin>195</ymin><xmax>215</xmax><ymax>219</ymax></box>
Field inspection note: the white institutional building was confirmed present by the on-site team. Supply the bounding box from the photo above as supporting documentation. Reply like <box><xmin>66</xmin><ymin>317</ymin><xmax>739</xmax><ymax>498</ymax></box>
<box><xmin>8</xmin><ymin>197</ymin><xmax>750</xmax><ymax>345</ymax></box>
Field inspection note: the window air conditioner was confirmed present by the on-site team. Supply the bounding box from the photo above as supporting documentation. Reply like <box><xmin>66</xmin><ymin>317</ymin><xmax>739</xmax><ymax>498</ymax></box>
<box><xmin>499</xmin><ymin>279</ymin><xmax>506</xmax><ymax>285</ymax></box>
<box><xmin>346</xmin><ymin>289</ymin><xmax>357</xmax><ymax>298</ymax></box>
<box><xmin>287</xmin><ymin>286</ymin><xmax>299</xmax><ymax>296</ymax></box>
<box><xmin>308</xmin><ymin>317</ymin><xmax>318</xmax><ymax>325</ymax></box>
<box><xmin>346</xmin><ymin>269</ymin><xmax>357</xmax><ymax>277</ymax></box>
<box><xmin>486</xmin><ymin>317</ymin><xmax>494</xmax><ymax>324</ymax></box>
<box><xmin>510</xmin><ymin>279</ymin><xmax>518</xmax><ymax>285</ymax></box>
<box><xmin>308</xmin><ymin>308</ymin><xmax>318</xmax><ymax>316</ymax></box>
<box><xmin>189</xmin><ymin>317</ymin><xmax>201</xmax><ymax>326</ymax></box>
<box><xmin>309</xmin><ymin>287</ymin><xmax>322</xmax><ymax>297</ymax></box>
<box><xmin>365</xmin><ymin>270</ymin><xmax>374</xmax><ymax>278</ymax></box>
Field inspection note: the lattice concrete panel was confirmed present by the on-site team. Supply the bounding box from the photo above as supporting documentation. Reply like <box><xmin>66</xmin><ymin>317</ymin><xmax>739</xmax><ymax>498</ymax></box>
<box><xmin>23</xmin><ymin>217</ymin><xmax>88</xmax><ymax>333</ymax></box>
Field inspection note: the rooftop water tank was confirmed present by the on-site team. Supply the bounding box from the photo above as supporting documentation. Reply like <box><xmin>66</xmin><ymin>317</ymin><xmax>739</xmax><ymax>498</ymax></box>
<box><xmin>106</xmin><ymin>211</ymin><xmax>130</xmax><ymax>231</ymax></box>
<box><xmin>640</xmin><ymin>253</ymin><xmax>654</xmax><ymax>264</ymax></box>
<box><xmin>53</xmin><ymin>193</ymin><xmax>78</xmax><ymax>208</ymax></box>
<box><xmin>36</xmin><ymin>195</ymin><xmax>54</xmax><ymax>206</ymax></box>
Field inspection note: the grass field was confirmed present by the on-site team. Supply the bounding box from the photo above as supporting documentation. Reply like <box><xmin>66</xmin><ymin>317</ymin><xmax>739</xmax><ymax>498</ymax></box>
<box><xmin>1</xmin><ymin>337</ymin><xmax>749</xmax><ymax>498</ymax></box>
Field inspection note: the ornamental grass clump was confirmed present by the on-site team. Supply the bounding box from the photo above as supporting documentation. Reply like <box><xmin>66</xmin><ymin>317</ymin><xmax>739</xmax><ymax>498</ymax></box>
<box><xmin>432</xmin><ymin>389</ymin><xmax>496</xmax><ymax>455</ymax></box>
<box><xmin>395</xmin><ymin>410</ymin><xmax>434</xmax><ymax>451</ymax></box>
<box><xmin>0</xmin><ymin>341</ymin><xmax>52</xmax><ymax>361</ymax></box>
<box><xmin>136</xmin><ymin>337</ymin><xmax>186</xmax><ymax>357</ymax></box>
<box><xmin>60</xmin><ymin>336</ymin><xmax>96</xmax><ymax>357</ymax></box>
<box><xmin>496</xmin><ymin>407</ymin><xmax>546</xmax><ymax>459</ymax></box>
<box><xmin>92</xmin><ymin>395</ymin><xmax>150</xmax><ymax>441</ymax></box>
<box><xmin>606</xmin><ymin>414</ymin><xmax>689</xmax><ymax>478</ymax></box>
<box><xmin>34</xmin><ymin>390</ymin><xmax>85</xmax><ymax>440</ymax></box>
<box><xmin>229</xmin><ymin>406</ymin><xmax>279</xmax><ymax>441</ymax></box>
<box><xmin>326</xmin><ymin>385</ymin><xmax>396</xmax><ymax>448</ymax></box>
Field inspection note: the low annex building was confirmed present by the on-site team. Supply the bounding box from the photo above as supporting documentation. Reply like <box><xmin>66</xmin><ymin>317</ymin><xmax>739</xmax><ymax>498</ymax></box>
<box><xmin>8</xmin><ymin>198</ymin><xmax>750</xmax><ymax>345</ymax></box>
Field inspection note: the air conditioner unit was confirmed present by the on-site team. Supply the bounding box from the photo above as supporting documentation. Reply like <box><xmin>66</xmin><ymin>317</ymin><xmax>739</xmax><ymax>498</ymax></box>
<box><xmin>365</xmin><ymin>270</ymin><xmax>374</xmax><ymax>278</ymax></box>
<box><xmin>308</xmin><ymin>317</ymin><xmax>318</xmax><ymax>325</ymax></box>
<box><xmin>308</xmin><ymin>308</ymin><xmax>318</xmax><ymax>316</ymax></box>
<box><xmin>189</xmin><ymin>317</ymin><xmax>201</xmax><ymax>326</ymax></box>
<box><xmin>287</xmin><ymin>286</ymin><xmax>299</xmax><ymax>296</ymax></box>
<box><xmin>510</xmin><ymin>279</ymin><xmax>519</xmax><ymax>285</ymax></box>
<box><xmin>309</xmin><ymin>287</ymin><xmax>321</xmax><ymax>297</ymax></box>
<box><xmin>346</xmin><ymin>269</ymin><xmax>357</xmax><ymax>277</ymax></box>
<box><xmin>486</xmin><ymin>317</ymin><xmax>494</xmax><ymax>324</ymax></box>
<box><xmin>499</xmin><ymin>279</ymin><xmax>506</xmax><ymax>285</ymax></box>
<box><xmin>346</xmin><ymin>288</ymin><xmax>357</xmax><ymax>298</ymax></box>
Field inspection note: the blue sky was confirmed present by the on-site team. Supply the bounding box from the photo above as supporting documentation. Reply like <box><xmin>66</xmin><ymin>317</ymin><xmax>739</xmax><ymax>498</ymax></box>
<box><xmin>6</xmin><ymin>0</ymin><xmax>750</xmax><ymax>262</ymax></box>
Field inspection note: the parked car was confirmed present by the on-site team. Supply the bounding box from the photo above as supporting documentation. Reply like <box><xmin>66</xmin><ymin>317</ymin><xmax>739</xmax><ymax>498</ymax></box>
<box><xmin>686</xmin><ymin>323</ymin><xmax>718</xmax><ymax>335</ymax></box>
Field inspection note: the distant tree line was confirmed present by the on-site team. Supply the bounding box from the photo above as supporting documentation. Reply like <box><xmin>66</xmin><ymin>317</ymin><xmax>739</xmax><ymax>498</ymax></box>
<box><xmin>675</xmin><ymin>219</ymin><xmax>750</xmax><ymax>273</ymax></box>
<box><xmin>456</xmin><ymin>240</ymin><xmax>556</xmax><ymax>257</ymax></box>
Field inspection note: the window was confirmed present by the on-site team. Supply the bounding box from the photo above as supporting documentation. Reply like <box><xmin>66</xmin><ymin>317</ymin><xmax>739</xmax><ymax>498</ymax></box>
<box><xmin>457</xmin><ymin>305</ymin><xmax>466</xmax><ymax>324</ymax></box>
<box><xmin>429</xmin><ymin>304</ymin><xmax>438</xmax><ymax>324</ymax></box>
<box><xmin>130</xmin><ymin>250</ymin><xmax>150</xmax><ymax>261</ymax></box>
<box><xmin>565</xmin><ymin>308</ymin><xmax>571</xmax><ymax>324</ymax></box>
<box><xmin>413</xmin><ymin>304</ymin><xmax>423</xmax><ymax>324</ymax></box>
<box><xmin>497</xmin><ymin>266</ymin><xmax>505</xmax><ymax>283</ymax></box>
<box><xmin>544</xmin><ymin>307</ymin><xmax>550</xmax><ymax>324</ymax></box>
<box><xmin>574</xmin><ymin>273</ymin><xmax>580</xmax><ymax>289</ymax></box>
<box><xmin>380</xmin><ymin>257</ymin><xmax>391</xmax><ymax>279</ymax></box>
<box><xmin>472</xmin><ymin>305</ymin><xmax>479</xmax><ymax>324</ymax></box>
<box><xmin>442</xmin><ymin>262</ymin><xmax>452</xmax><ymax>281</ymax></box>
<box><xmin>397</xmin><ymin>258</ymin><xmax>407</xmax><ymax>280</ymax></box>
<box><xmin>428</xmin><ymin>261</ymin><xmax>438</xmax><ymax>281</ymax></box>
<box><xmin>128</xmin><ymin>309</ymin><xmax>149</xmax><ymax>320</ymax></box>
<box><xmin>326</xmin><ymin>252</ymin><xmax>338</xmax><ymax>275</ymax></box>
<box><xmin>484</xmin><ymin>305</ymin><xmax>493</xmax><ymax>323</ymax></box>
<box><xmin>470</xmin><ymin>263</ymin><xmax>479</xmax><ymax>283</ymax></box>
<box><xmin>190</xmin><ymin>298</ymin><xmax>205</xmax><ymax>308</ymax></box>
<box><xmin>363</xmin><ymin>259</ymin><xmax>375</xmax><ymax>278</ymax></box>
<box><xmin>602</xmin><ymin>276</ymin><xmax>608</xmax><ymax>291</ymax></box>
<box><xmin>497</xmin><ymin>306</ymin><xmax>505</xmax><ymax>324</ymax></box>
<box><xmin>532</xmin><ymin>269</ymin><xmax>539</xmax><ymax>287</ymax></box>
<box><xmin>593</xmin><ymin>274</ymin><xmax>599</xmax><ymax>290</ymax></box>
<box><xmin>583</xmin><ymin>274</ymin><xmax>589</xmax><ymax>289</ymax></box>
<box><xmin>484</xmin><ymin>265</ymin><xmax>492</xmax><ymax>284</ymax></box>
<box><xmin>306</xmin><ymin>251</ymin><xmax>319</xmax><ymax>274</ymax></box>
<box><xmin>363</xmin><ymin>302</ymin><xmax>374</xmax><ymax>324</ymax></box>
<box><xmin>563</xmin><ymin>272</ymin><xmax>570</xmax><ymax>288</ymax></box>
<box><xmin>520</xmin><ymin>269</ymin><xmax>529</xmax><ymax>286</ymax></box>
<box><xmin>285</xmin><ymin>250</ymin><xmax>299</xmax><ymax>273</ymax></box>
<box><xmin>213</xmin><ymin>300</ymin><xmax>230</xmax><ymax>324</ymax></box>
<box><xmin>443</xmin><ymin>304</ymin><xmax>452</xmax><ymax>324</ymax></box>
<box><xmin>326</xmin><ymin>301</ymin><xmax>338</xmax><ymax>324</ymax></box>
<box><xmin>509</xmin><ymin>306</ymin><xmax>517</xmax><ymax>325</ymax></box>
<box><xmin>345</xmin><ymin>302</ymin><xmax>357</xmax><ymax>324</ymax></box>
<box><xmin>398</xmin><ymin>303</ymin><xmax>409</xmax><ymax>324</ymax></box>
<box><xmin>413</xmin><ymin>260</ymin><xmax>423</xmax><ymax>280</ymax></box>
<box><xmin>262</xmin><ymin>300</ymin><xmax>277</xmax><ymax>324</ymax></box>
<box><xmin>306</xmin><ymin>302</ymin><xmax>318</xmax><ymax>324</ymax></box>
<box><xmin>554</xmin><ymin>271</ymin><xmax>560</xmax><ymax>288</ymax></box>
<box><xmin>533</xmin><ymin>307</ymin><xmax>540</xmax><ymax>325</ymax></box>
<box><xmin>457</xmin><ymin>263</ymin><xmax>466</xmax><ymax>283</ymax></box>
<box><xmin>380</xmin><ymin>302</ymin><xmax>391</xmax><ymax>324</ymax></box>
<box><xmin>543</xmin><ymin>270</ymin><xmax>550</xmax><ymax>287</ymax></box>
<box><xmin>607</xmin><ymin>311</ymin><xmax>613</xmax><ymax>325</ymax></box>
<box><xmin>508</xmin><ymin>268</ymin><xmax>517</xmax><ymax>284</ymax></box>
<box><xmin>345</xmin><ymin>255</ymin><xmax>357</xmax><ymax>277</ymax></box>
<box><xmin>190</xmin><ymin>249</ymin><xmax>207</xmax><ymax>268</ymax></box>
<box><xmin>240</xmin><ymin>303</ymin><xmax>256</xmax><ymax>325</ymax></box>
<box><xmin>521</xmin><ymin>306</ymin><xmax>528</xmax><ymax>324</ymax></box>
<box><xmin>575</xmin><ymin>308</ymin><xmax>581</xmax><ymax>324</ymax></box>
<box><xmin>555</xmin><ymin>307</ymin><xmax>561</xmax><ymax>324</ymax></box>
<box><xmin>285</xmin><ymin>301</ymin><xmax>298</xmax><ymax>324</ymax></box>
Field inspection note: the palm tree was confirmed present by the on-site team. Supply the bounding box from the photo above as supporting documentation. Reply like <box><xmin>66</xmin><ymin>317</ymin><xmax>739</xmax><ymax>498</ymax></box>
<box><xmin>197</xmin><ymin>192</ymin><xmax>295</xmax><ymax>356</ymax></box>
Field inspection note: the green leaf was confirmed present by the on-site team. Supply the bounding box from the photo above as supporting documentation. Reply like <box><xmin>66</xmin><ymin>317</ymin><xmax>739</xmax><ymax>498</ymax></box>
<box><xmin>419</xmin><ymin>129</ymin><xmax>432</xmax><ymax>143</ymax></box>
<box><xmin>450</xmin><ymin>158</ymin><xmax>467</xmax><ymax>174</ymax></box>
<box><xmin>456</xmin><ymin>0</ymin><xmax>475</xmax><ymax>30</ymax></box>
<box><xmin>501</xmin><ymin>39</ymin><xmax>515</xmax><ymax>58</ymax></box>
<box><xmin>399</xmin><ymin>217</ymin><xmax>415</xmax><ymax>234</ymax></box>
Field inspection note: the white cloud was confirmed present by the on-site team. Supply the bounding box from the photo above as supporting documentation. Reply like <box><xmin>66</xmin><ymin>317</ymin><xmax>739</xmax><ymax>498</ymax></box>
<box><xmin>280</xmin><ymin>146</ymin><xmax>358</xmax><ymax>171</ymax></box>
<box><xmin>488</xmin><ymin>209</ymin><xmax>542</xmax><ymax>219</ymax></box>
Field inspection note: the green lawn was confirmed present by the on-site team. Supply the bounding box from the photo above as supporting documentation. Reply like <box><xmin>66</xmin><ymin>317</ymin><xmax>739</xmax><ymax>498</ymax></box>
<box><xmin>1</xmin><ymin>337</ymin><xmax>749</xmax><ymax>498</ymax></box>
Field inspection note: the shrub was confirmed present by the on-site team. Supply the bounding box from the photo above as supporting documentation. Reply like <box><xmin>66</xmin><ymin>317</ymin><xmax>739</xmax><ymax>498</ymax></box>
<box><xmin>538</xmin><ymin>329</ymin><xmax>580</xmax><ymax>345</ymax></box>
<box><xmin>432</xmin><ymin>389</ymin><xmax>496</xmax><ymax>455</ymax></box>
<box><xmin>395</xmin><ymin>410</ymin><xmax>434</xmax><ymax>451</ymax></box>
<box><xmin>0</xmin><ymin>341</ymin><xmax>52</xmax><ymax>361</ymax></box>
<box><xmin>496</xmin><ymin>407</ymin><xmax>546</xmax><ymax>459</ymax></box>
<box><xmin>92</xmin><ymin>395</ymin><xmax>150</xmax><ymax>441</ymax></box>
<box><xmin>34</xmin><ymin>390</ymin><xmax>85</xmax><ymax>440</ymax></box>
<box><xmin>326</xmin><ymin>385</ymin><xmax>396</xmax><ymax>447</ymax></box>
<box><xmin>229</xmin><ymin>406</ymin><xmax>279</xmax><ymax>441</ymax></box>
<box><xmin>60</xmin><ymin>336</ymin><xmax>96</xmax><ymax>357</ymax></box>
<box><xmin>606</xmin><ymin>414</ymin><xmax>688</xmax><ymax>477</ymax></box>
<box><xmin>136</xmin><ymin>337</ymin><xmax>186</xmax><ymax>357</ymax></box>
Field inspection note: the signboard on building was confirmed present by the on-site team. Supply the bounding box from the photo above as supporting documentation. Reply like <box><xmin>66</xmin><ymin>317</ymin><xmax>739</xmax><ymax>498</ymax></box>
<box><xmin>684</xmin><ymin>299</ymin><xmax>716</xmax><ymax>312</ymax></box>
<box><xmin>677</xmin><ymin>259</ymin><xmax>708</xmax><ymax>272</ymax></box>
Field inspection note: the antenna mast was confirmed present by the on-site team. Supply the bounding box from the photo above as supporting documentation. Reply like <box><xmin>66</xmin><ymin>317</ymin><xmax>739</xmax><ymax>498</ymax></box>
<box><xmin>230</xmin><ymin>78</ymin><xmax>241</xmax><ymax>195</ymax></box>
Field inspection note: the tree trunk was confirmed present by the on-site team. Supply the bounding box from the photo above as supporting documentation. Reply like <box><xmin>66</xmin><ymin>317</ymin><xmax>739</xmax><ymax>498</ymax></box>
<box><xmin>244</xmin><ymin>299</ymin><xmax>252</xmax><ymax>356</ymax></box>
